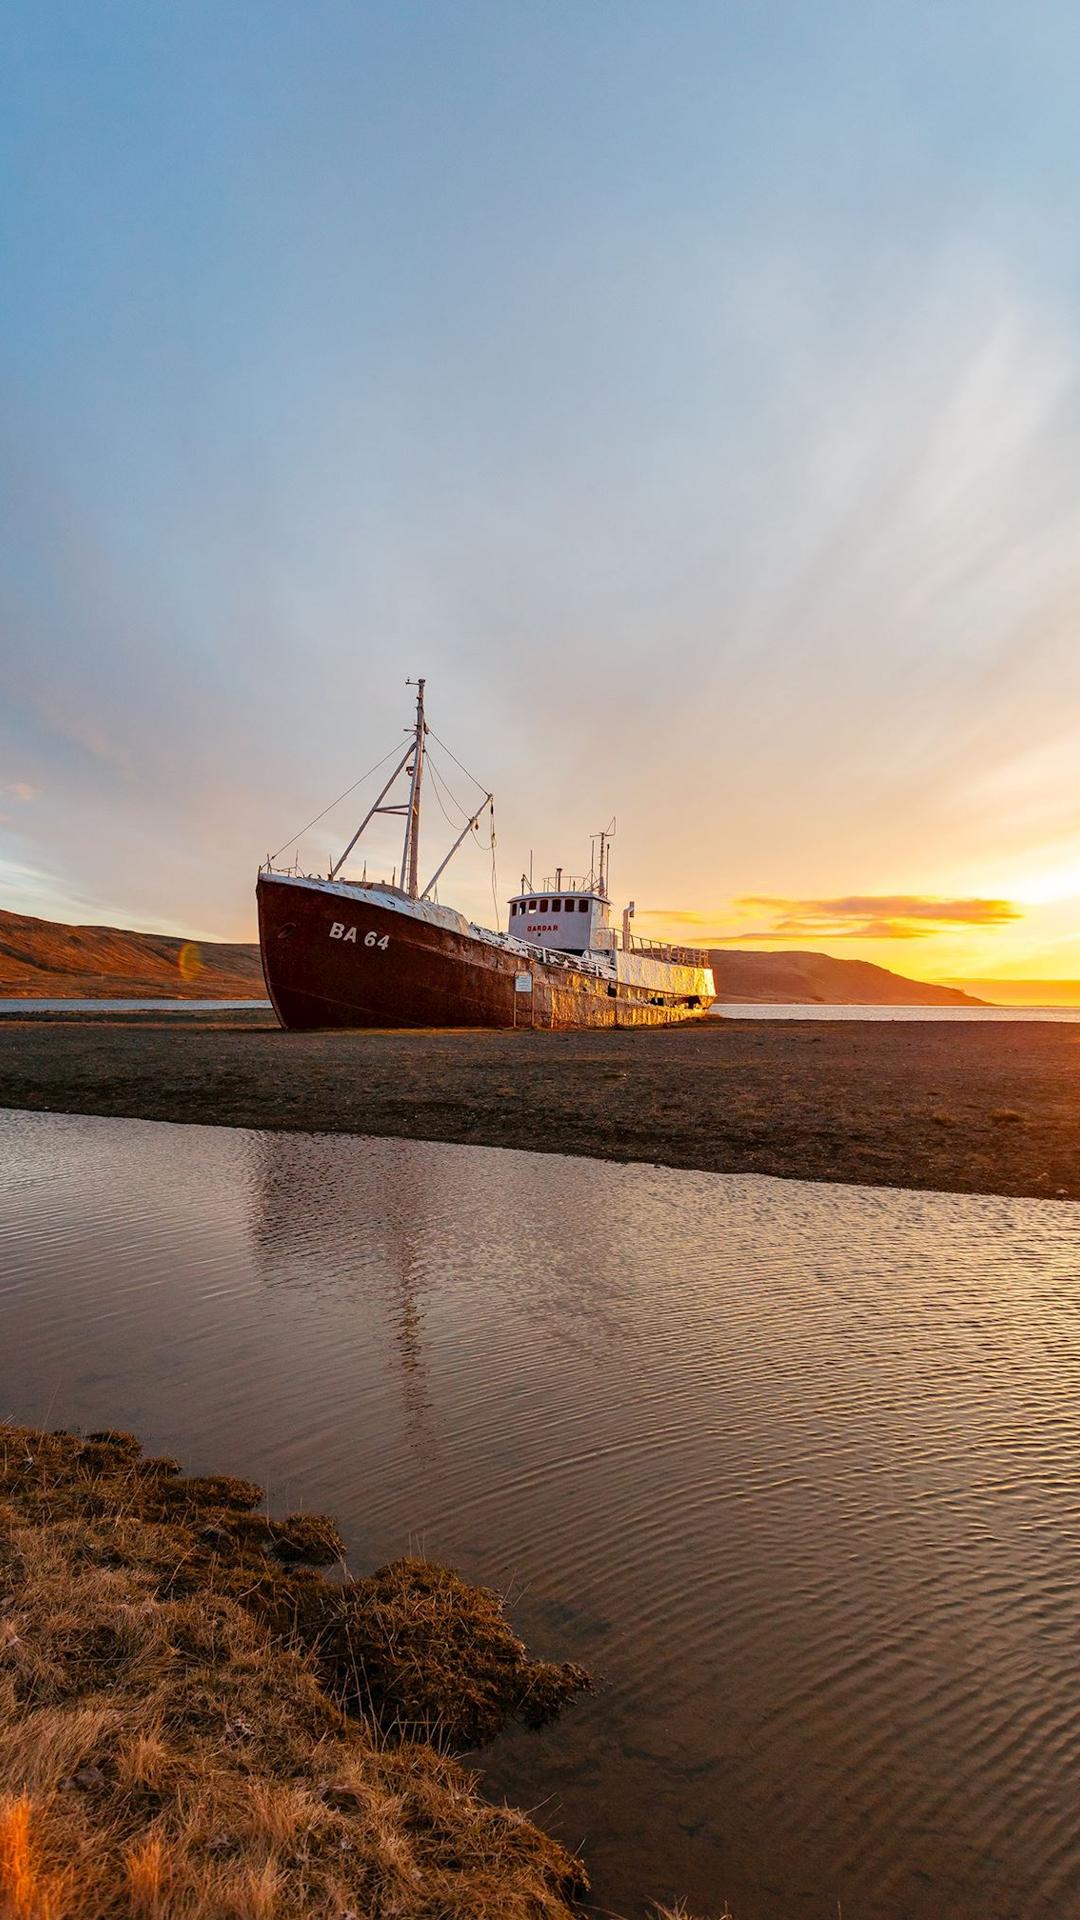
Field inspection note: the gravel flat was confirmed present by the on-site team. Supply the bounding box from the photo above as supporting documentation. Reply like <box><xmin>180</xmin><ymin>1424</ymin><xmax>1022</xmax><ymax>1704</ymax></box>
<box><xmin>3</xmin><ymin>1009</ymin><xmax>1079</xmax><ymax>1198</ymax></box>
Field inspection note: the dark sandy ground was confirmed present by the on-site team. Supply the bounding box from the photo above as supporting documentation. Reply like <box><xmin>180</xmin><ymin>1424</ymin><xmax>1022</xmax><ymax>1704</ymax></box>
<box><xmin>3</xmin><ymin>1008</ymin><xmax>1079</xmax><ymax>1199</ymax></box>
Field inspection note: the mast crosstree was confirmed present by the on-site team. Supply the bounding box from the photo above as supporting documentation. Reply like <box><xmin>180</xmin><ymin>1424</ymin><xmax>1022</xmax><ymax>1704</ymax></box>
<box><xmin>326</xmin><ymin>677</ymin><xmax>490</xmax><ymax>899</ymax></box>
<box><xmin>326</xmin><ymin>678</ymin><xmax>427</xmax><ymax>892</ymax></box>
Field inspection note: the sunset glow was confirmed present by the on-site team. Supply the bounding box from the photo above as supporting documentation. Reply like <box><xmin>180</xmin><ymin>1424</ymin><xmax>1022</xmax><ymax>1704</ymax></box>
<box><xmin>1</xmin><ymin>5</ymin><xmax>1078</xmax><ymax>1001</ymax></box>
<box><xmin>8</xmin><ymin>23</ymin><xmax>1080</xmax><ymax>1920</ymax></box>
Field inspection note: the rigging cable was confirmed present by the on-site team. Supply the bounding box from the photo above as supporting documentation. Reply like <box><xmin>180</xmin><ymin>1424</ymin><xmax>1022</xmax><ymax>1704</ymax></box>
<box><xmin>427</xmin><ymin>744</ymin><xmax>494</xmax><ymax>848</ymax></box>
<box><xmin>426</xmin><ymin>746</ymin><xmax>500</xmax><ymax>927</ymax></box>
<box><xmin>424</xmin><ymin>748</ymin><xmax>472</xmax><ymax>829</ymax></box>
<box><xmin>425</xmin><ymin>727</ymin><xmax>488</xmax><ymax>800</ymax></box>
<box><xmin>489</xmin><ymin>797</ymin><xmax>501</xmax><ymax>931</ymax></box>
<box><xmin>268</xmin><ymin>739</ymin><xmax>404</xmax><ymax>864</ymax></box>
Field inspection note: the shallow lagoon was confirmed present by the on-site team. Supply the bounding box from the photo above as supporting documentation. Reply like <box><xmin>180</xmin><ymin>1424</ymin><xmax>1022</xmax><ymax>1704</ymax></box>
<box><xmin>2</xmin><ymin>1107</ymin><xmax>1079</xmax><ymax>1918</ymax></box>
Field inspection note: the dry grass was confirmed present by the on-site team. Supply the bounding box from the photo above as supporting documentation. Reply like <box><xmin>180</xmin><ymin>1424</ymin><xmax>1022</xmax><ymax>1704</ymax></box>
<box><xmin>652</xmin><ymin>1907</ymin><xmax>732</xmax><ymax>1920</ymax></box>
<box><xmin>0</xmin><ymin>1423</ymin><xmax>591</xmax><ymax>1918</ymax></box>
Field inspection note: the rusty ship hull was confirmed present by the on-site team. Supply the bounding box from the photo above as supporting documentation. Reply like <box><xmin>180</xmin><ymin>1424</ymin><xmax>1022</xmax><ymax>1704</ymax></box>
<box><xmin>258</xmin><ymin>873</ymin><xmax>713</xmax><ymax>1030</ymax></box>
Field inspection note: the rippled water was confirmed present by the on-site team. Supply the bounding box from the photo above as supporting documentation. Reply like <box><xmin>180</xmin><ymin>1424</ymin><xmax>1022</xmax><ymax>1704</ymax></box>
<box><xmin>2</xmin><ymin>1108</ymin><xmax>1079</xmax><ymax>1918</ymax></box>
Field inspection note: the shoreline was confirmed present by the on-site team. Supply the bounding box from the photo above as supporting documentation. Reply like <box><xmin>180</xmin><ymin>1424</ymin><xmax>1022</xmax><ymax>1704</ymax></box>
<box><xmin>0</xmin><ymin>1421</ymin><xmax>597</xmax><ymax>1918</ymax></box>
<box><xmin>2</xmin><ymin>1010</ymin><xmax>1080</xmax><ymax>1198</ymax></box>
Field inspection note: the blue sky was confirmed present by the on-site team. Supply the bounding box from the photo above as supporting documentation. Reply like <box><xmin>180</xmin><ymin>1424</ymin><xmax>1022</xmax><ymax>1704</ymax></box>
<box><xmin>3</xmin><ymin>2</ymin><xmax>1080</xmax><ymax>981</ymax></box>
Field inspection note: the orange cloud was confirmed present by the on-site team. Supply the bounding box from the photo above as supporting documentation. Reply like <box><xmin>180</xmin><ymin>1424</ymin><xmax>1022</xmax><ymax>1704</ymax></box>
<box><xmin>730</xmin><ymin>895</ymin><xmax>1022</xmax><ymax>941</ymax></box>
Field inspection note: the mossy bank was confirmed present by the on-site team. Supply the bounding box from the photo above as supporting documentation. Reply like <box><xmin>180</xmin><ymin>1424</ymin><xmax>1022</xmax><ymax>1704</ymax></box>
<box><xmin>0</xmin><ymin>1422</ymin><xmax>597</xmax><ymax>1918</ymax></box>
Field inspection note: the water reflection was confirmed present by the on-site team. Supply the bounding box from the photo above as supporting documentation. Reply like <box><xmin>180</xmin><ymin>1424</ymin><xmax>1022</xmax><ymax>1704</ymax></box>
<box><xmin>2</xmin><ymin>1107</ymin><xmax>1080</xmax><ymax>1919</ymax></box>
<box><xmin>248</xmin><ymin>1134</ymin><xmax>438</xmax><ymax>1449</ymax></box>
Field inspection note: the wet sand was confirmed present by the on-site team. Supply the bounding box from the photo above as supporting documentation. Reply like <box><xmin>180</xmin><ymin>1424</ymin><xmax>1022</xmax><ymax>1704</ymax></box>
<box><xmin>2</xmin><ymin>1007</ymin><xmax>1079</xmax><ymax>1198</ymax></box>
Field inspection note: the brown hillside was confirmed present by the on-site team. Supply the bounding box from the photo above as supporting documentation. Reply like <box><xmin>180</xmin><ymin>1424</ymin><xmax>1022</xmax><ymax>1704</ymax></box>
<box><xmin>707</xmin><ymin>947</ymin><xmax>985</xmax><ymax>1006</ymax></box>
<box><xmin>0</xmin><ymin>906</ymin><xmax>264</xmax><ymax>1000</ymax></box>
<box><xmin>0</xmin><ymin>903</ymin><xmax>985</xmax><ymax>1005</ymax></box>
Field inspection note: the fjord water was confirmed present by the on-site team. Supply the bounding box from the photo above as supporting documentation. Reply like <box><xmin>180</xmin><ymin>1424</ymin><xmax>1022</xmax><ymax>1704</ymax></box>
<box><xmin>2</xmin><ymin>1111</ymin><xmax>1079</xmax><ymax>1919</ymax></box>
<box><xmin>5</xmin><ymin>998</ymin><xmax>1080</xmax><ymax>1019</ymax></box>
<box><xmin>712</xmin><ymin>1001</ymin><xmax>1080</xmax><ymax>1020</ymax></box>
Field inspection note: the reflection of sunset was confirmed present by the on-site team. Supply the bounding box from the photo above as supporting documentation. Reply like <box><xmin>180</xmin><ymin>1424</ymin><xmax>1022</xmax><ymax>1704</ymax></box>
<box><xmin>178</xmin><ymin>941</ymin><xmax>203</xmax><ymax>983</ymax></box>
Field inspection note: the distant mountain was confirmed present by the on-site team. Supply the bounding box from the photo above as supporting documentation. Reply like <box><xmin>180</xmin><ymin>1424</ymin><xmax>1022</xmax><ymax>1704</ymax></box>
<box><xmin>0</xmin><ymin>906</ymin><xmax>265</xmax><ymax>1000</ymax></box>
<box><xmin>0</xmin><ymin>903</ymin><xmax>986</xmax><ymax>1007</ymax></box>
<box><xmin>706</xmin><ymin>948</ymin><xmax>986</xmax><ymax>1006</ymax></box>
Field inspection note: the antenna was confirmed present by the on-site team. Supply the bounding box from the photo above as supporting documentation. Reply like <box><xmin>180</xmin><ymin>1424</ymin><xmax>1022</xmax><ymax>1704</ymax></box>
<box><xmin>591</xmin><ymin>817</ymin><xmax>616</xmax><ymax>897</ymax></box>
<box><xmin>402</xmin><ymin>676</ymin><xmax>427</xmax><ymax>898</ymax></box>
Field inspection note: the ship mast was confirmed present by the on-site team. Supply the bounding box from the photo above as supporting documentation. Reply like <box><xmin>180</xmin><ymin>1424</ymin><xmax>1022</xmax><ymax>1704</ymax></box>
<box><xmin>401</xmin><ymin>677</ymin><xmax>426</xmax><ymax>898</ymax></box>
<box><xmin>324</xmin><ymin>677</ymin><xmax>486</xmax><ymax>896</ymax></box>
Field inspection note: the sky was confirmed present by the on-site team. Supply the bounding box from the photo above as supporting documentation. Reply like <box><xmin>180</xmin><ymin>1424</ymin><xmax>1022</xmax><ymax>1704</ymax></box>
<box><xmin>3</xmin><ymin>1</ymin><xmax>1080</xmax><ymax>990</ymax></box>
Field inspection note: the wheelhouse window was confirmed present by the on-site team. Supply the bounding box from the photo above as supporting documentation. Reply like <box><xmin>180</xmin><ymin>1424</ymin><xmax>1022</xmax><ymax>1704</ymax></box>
<box><xmin>528</xmin><ymin>900</ymin><xmax>537</xmax><ymax>911</ymax></box>
<box><xmin>578</xmin><ymin>899</ymin><xmax>588</xmax><ymax>912</ymax></box>
<box><xmin>539</xmin><ymin>899</ymin><xmax>549</xmax><ymax>912</ymax></box>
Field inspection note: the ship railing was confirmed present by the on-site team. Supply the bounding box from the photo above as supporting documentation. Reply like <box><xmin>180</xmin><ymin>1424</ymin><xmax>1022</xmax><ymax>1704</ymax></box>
<box><xmin>261</xmin><ymin>859</ymin><xmax>321</xmax><ymax>880</ymax></box>
<box><xmin>540</xmin><ymin>948</ymin><xmax>611</xmax><ymax>977</ymax></box>
<box><xmin>536</xmin><ymin>873</ymin><xmax>595</xmax><ymax>894</ymax></box>
<box><xmin>262</xmin><ymin>861</ymin><xmax>406</xmax><ymax>893</ymax></box>
<box><xmin>600</xmin><ymin>930</ymin><xmax>708</xmax><ymax>966</ymax></box>
<box><xmin>628</xmin><ymin>934</ymin><xmax>709</xmax><ymax>966</ymax></box>
<box><xmin>507</xmin><ymin>939</ymin><xmax>611</xmax><ymax>978</ymax></box>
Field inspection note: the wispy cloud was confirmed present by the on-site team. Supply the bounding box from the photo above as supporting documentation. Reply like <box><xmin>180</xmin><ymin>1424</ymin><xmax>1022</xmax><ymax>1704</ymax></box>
<box><xmin>4</xmin><ymin>5</ymin><xmax>1080</xmax><ymax>964</ymax></box>
<box><xmin>731</xmin><ymin>895</ymin><xmax>1022</xmax><ymax>941</ymax></box>
<box><xmin>0</xmin><ymin>852</ymin><xmax>98</xmax><ymax>923</ymax></box>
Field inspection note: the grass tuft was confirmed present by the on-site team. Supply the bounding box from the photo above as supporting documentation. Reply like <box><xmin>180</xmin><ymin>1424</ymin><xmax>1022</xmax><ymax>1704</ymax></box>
<box><xmin>0</xmin><ymin>1792</ymin><xmax>33</xmax><ymax>1918</ymax></box>
<box><xmin>0</xmin><ymin>1791</ymin><xmax>70</xmax><ymax>1920</ymax></box>
<box><xmin>0</xmin><ymin>1421</ymin><xmax>592</xmax><ymax>1917</ymax></box>
<box><xmin>123</xmin><ymin>1830</ymin><xmax>167</xmax><ymax>1918</ymax></box>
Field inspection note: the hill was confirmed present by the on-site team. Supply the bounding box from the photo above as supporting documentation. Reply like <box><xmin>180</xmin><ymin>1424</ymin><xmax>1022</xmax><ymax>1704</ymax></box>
<box><xmin>706</xmin><ymin>947</ymin><xmax>985</xmax><ymax>1005</ymax></box>
<box><xmin>0</xmin><ymin>905</ymin><xmax>986</xmax><ymax>1005</ymax></box>
<box><xmin>0</xmin><ymin>905</ymin><xmax>265</xmax><ymax>1000</ymax></box>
